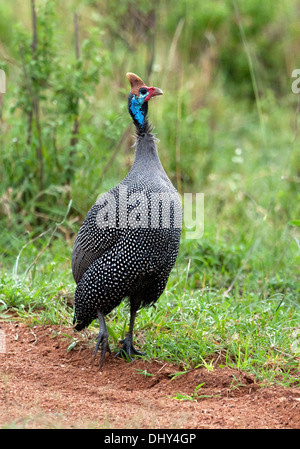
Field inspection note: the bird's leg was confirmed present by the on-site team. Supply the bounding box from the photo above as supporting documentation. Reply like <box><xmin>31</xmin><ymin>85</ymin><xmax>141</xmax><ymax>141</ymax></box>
<box><xmin>115</xmin><ymin>304</ymin><xmax>144</xmax><ymax>361</ymax></box>
<box><xmin>94</xmin><ymin>310</ymin><xmax>111</xmax><ymax>368</ymax></box>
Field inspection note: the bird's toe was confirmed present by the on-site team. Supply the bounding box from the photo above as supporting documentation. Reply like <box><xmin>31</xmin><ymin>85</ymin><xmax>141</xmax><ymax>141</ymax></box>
<box><xmin>94</xmin><ymin>330</ymin><xmax>111</xmax><ymax>368</ymax></box>
<box><xmin>115</xmin><ymin>337</ymin><xmax>144</xmax><ymax>361</ymax></box>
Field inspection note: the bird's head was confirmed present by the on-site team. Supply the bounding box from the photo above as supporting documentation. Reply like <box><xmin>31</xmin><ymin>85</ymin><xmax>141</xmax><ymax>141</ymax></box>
<box><xmin>127</xmin><ymin>72</ymin><xmax>163</xmax><ymax>131</ymax></box>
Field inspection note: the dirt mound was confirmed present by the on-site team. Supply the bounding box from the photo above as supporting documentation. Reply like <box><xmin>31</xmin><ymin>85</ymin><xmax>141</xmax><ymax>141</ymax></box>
<box><xmin>0</xmin><ymin>321</ymin><xmax>299</xmax><ymax>428</ymax></box>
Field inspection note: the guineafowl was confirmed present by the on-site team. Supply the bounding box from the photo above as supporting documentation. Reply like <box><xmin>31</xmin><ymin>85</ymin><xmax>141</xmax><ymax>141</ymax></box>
<box><xmin>72</xmin><ymin>72</ymin><xmax>182</xmax><ymax>367</ymax></box>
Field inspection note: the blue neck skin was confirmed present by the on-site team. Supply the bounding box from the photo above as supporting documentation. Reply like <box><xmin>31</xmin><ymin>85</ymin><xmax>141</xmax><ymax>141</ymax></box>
<box><xmin>129</xmin><ymin>93</ymin><xmax>148</xmax><ymax>129</ymax></box>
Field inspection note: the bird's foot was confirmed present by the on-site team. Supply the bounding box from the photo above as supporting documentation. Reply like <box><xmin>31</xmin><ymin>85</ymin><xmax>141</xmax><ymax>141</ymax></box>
<box><xmin>115</xmin><ymin>336</ymin><xmax>145</xmax><ymax>362</ymax></box>
<box><xmin>94</xmin><ymin>329</ymin><xmax>111</xmax><ymax>368</ymax></box>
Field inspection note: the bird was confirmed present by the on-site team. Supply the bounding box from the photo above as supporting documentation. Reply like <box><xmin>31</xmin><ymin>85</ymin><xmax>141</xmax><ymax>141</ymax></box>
<box><xmin>72</xmin><ymin>72</ymin><xmax>182</xmax><ymax>367</ymax></box>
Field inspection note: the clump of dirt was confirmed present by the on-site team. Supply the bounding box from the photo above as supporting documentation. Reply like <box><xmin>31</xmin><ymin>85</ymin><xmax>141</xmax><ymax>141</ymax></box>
<box><xmin>0</xmin><ymin>321</ymin><xmax>299</xmax><ymax>429</ymax></box>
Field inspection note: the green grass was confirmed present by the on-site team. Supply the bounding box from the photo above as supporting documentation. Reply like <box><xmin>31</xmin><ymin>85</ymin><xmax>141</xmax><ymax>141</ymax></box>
<box><xmin>0</xmin><ymin>224</ymin><xmax>299</xmax><ymax>387</ymax></box>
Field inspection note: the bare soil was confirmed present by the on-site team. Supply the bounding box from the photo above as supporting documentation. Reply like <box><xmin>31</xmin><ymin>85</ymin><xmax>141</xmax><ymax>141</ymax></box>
<box><xmin>0</xmin><ymin>321</ymin><xmax>299</xmax><ymax>429</ymax></box>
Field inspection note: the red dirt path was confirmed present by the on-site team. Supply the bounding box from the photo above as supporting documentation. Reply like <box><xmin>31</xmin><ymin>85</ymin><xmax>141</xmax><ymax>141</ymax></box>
<box><xmin>0</xmin><ymin>321</ymin><xmax>299</xmax><ymax>429</ymax></box>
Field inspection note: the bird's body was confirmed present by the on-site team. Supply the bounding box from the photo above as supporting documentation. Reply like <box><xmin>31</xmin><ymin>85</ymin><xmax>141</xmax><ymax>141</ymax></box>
<box><xmin>72</xmin><ymin>73</ymin><xmax>182</xmax><ymax>366</ymax></box>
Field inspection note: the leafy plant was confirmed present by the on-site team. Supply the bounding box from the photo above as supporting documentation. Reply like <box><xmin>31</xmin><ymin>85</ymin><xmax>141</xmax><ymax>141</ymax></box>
<box><xmin>2</xmin><ymin>0</ymin><xmax>105</xmax><ymax>230</ymax></box>
<box><xmin>172</xmin><ymin>383</ymin><xmax>206</xmax><ymax>401</ymax></box>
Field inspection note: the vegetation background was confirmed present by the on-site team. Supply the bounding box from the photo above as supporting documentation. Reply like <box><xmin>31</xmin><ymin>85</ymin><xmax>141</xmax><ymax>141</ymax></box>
<box><xmin>0</xmin><ymin>0</ymin><xmax>299</xmax><ymax>386</ymax></box>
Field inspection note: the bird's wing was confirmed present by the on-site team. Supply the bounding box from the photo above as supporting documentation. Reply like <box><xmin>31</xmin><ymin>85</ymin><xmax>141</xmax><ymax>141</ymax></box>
<box><xmin>72</xmin><ymin>190</ymin><xmax>121</xmax><ymax>284</ymax></box>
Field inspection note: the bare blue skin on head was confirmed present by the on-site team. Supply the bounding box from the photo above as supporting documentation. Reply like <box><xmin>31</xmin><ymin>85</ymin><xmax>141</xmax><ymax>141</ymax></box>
<box><xmin>129</xmin><ymin>92</ymin><xmax>148</xmax><ymax>127</ymax></box>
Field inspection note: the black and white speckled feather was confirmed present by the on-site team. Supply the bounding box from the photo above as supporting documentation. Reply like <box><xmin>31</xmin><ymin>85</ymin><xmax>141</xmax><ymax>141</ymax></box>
<box><xmin>72</xmin><ymin>74</ymin><xmax>182</xmax><ymax>364</ymax></box>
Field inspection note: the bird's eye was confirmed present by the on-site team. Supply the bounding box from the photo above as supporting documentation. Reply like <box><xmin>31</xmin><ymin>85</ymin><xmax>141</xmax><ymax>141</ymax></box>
<box><xmin>139</xmin><ymin>88</ymin><xmax>147</xmax><ymax>95</ymax></box>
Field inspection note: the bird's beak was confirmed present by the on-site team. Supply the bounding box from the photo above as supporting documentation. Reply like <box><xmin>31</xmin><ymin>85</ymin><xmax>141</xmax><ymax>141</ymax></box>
<box><xmin>150</xmin><ymin>87</ymin><xmax>164</xmax><ymax>96</ymax></box>
<box><xmin>145</xmin><ymin>86</ymin><xmax>163</xmax><ymax>102</ymax></box>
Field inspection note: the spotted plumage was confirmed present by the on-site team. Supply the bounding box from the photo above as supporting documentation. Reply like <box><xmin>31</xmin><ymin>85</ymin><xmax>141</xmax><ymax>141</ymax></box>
<box><xmin>72</xmin><ymin>73</ymin><xmax>182</xmax><ymax>367</ymax></box>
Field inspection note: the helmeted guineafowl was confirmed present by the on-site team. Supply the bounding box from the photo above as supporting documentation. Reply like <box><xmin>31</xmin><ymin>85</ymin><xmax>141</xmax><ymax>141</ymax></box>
<box><xmin>72</xmin><ymin>72</ymin><xmax>182</xmax><ymax>367</ymax></box>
